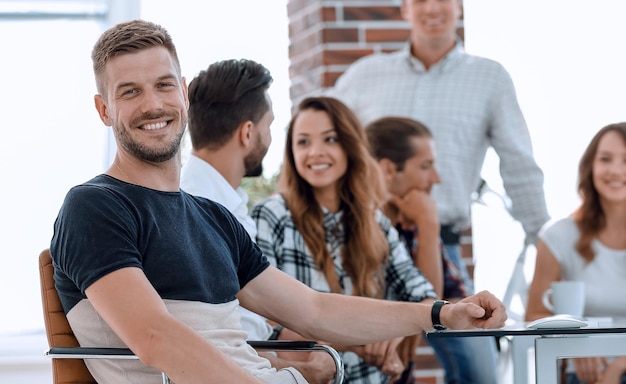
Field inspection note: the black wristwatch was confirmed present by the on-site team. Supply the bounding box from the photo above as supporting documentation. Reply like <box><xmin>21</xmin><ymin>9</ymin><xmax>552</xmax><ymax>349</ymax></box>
<box><xmin>269</xmin><ymin>324</ymin><xmax>284</xmax><ymax>340</ymax></box>
<box><xmin>431</xmin><ymin>300</ymin><xmax>450</xmax><ymax>330</ymax></box>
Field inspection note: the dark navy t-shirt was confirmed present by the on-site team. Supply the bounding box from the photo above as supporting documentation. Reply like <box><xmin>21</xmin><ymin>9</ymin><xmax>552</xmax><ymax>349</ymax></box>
<box><xmin>50</xmin><ymin>174</ymin><xmax>269</xmax><ymax>314</ymax></box>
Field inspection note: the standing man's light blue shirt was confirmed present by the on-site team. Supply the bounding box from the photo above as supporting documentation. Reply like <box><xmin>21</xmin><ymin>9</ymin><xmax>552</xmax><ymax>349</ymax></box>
<box><xmin>329</xmin><ymin>41</ymin><xmax>550</xmax><ymax>239</ymax></box>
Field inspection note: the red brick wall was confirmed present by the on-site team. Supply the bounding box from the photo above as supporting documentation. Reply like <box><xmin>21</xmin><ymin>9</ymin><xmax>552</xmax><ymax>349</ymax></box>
<box><xmin>288</xmin><ymin>1</ymin><xmax>409</xmax><ymax>103</ymax></box>
<box><xmin>287</xmin><ymin>0</ymin><xmax>464</xmax><ymax>101</ymax></box>
<box><xmin>286</xmin><ymin>1</ymin><xmax>471</xmax><ymax>383</ymax></box>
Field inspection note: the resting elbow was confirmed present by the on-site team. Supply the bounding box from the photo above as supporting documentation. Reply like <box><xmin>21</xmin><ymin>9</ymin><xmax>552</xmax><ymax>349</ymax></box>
<box><xmin>127</xmin><ymin>328</ymin><xmax>169</xmax><ymax>368</ymax></box>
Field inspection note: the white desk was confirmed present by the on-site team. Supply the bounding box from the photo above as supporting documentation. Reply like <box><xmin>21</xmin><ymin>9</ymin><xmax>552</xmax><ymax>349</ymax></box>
<box><xmin>426</xmin><ymin>320</ymin><xmax>626</xmax><ymax>384</ymax></box>
<box><xmin>534</xmin><ymin>333</ymin><xmax>626</xmax><ymax>383</ymax></box>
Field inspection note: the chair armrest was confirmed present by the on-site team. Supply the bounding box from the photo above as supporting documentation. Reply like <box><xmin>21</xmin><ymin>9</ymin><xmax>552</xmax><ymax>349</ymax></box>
<box><xmin>46</xmin><ymin>347</ymin><xmax>170</xmax><ymax>384</ymax></box>
<box><xmin>247</xmin><ymin>340</ymin><xmax>317</xmax><ymax>350</ymax></box>
<box><xmin>247</xmin><ymin>341</ymin><xmax>345</xmax><ymax>384</ymax></box>
<box><xmin>46</xmin><ymin>341</ymin><xmax>344</xmax><ymax>384</ymax></box>
<box><xmin>47</xmin><ymin>346</ymin><xmax>138</xmax><ymax>359</ymax></box>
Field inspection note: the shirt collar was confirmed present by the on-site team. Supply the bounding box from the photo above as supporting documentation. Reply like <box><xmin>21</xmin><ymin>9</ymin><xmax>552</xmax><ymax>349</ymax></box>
<box><xmin>182</xmin><ymin>155</ymin><xmax>247</xmax><ymax>213</ymax></box>
<box><xmin>402</xmin><ymin>39</ymin><xmax>464</xmax><ymax>73</ymax></box>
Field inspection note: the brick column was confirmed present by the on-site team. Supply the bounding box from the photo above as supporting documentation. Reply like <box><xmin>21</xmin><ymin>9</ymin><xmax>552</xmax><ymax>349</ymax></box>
<box><xmin>287</xmin><ymin>0</ymin><xmax>464</xmax><ymax>100</ymax></box>
<box><xmin>287</xmin><ymin>2</ymin><xmax>469</xmax><ymax>383</ymax></box>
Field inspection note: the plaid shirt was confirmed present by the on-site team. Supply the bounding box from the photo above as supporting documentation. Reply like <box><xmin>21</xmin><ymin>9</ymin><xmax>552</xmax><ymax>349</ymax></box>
<box><xmin>251</xmin><ymin>194</ymin><xmax>436</xmax><ymax>383</ymax></box>
<box><xmin>328</xmin><ymin>41</ymin><xmax>550</xmax><ymax>238</ymax></box>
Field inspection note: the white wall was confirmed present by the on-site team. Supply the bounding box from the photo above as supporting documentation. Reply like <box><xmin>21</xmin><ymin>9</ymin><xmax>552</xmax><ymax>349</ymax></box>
<box><xmin>465</xmin><ymin>1</ymin><xmax>626</xmax><ymax>315</ymax></box>
<box><xmin>0</xmin><ymin>0</ymin><xmax>289</xmax><ymax>336</ymax></box>
<box><xmin>0</xmin><ymin>2</ymin><xmax>289</xmax><ymax>382</ymax></box>
<box><xmin>0</xmin><ymin>19</ymin><xmax>107</xmax><ymax>335</ymax></box>
<box><xmin>0</xmin><ymin>331</ymin><xmax>51</xmax><ymax>383</ymax></box>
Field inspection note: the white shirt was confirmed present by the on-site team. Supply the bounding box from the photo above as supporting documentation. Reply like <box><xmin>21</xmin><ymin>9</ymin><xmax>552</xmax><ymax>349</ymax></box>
<box><xmin>540</xmin><ymin>216</ymin><xmax>626</xmax><ymax>317</ymax></box>
<box><xmin>180</xmin><ymin>154</ymin><xmax>272</xmax><ymax>340</ymax></box>
<box><xmin>181</xmin><ymin>155</ymin><xmax>257</xmax><ymax>239</ymax></box>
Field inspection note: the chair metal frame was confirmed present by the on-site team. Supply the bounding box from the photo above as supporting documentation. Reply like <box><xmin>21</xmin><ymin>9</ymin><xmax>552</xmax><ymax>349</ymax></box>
<box><xmin>39</xmin><ymin>249</ymin><xmax>344</xmax><ymax>384</ymax></box>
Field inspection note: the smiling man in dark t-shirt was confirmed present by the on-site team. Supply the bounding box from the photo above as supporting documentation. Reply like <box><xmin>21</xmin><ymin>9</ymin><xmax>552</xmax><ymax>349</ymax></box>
<box><xmin>50</xmin><ymin>19</ymin><xmax>507</xmax><ymax>384</ymax></box>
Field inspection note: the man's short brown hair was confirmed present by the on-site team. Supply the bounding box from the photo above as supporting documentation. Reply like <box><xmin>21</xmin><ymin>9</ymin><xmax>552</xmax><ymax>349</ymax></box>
<box><xmin>91</xmin><ymin>19</ymin><xmax>181</xmax><ymax>95</ymax></box>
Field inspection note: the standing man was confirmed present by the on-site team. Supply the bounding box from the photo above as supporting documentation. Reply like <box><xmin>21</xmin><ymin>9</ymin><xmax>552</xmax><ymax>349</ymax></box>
<box><xmin>366</xmin><ymin>116</ymin><xmax>499</xmax><ymax>383</ymax></box>
<box><xmin>329</xmin><ymin>0</ymin><xmax>550</xmax><ymax>296</ymax></box>
<box><xmin>180</xmin><ymin>58</ymin><xmax>335</xmax><ymax>384</ymax></box>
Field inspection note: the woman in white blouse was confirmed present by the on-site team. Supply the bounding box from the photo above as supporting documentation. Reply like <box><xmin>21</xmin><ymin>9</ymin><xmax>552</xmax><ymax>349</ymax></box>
<box><xmin>526</xmin><ymin>122</ymin><xmax>626</xmax><ymax>384</ymax></box>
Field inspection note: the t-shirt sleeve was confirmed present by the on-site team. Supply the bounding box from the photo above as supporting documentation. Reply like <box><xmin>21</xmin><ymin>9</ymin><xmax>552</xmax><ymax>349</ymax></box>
<box><xmin>228</xmin><ymin>210</ymin><xmax>270</xmax><ymax>288</ymax></box>
<box><xmin>202</xmin><ymin>198</ymin><xmax>270</xmax><ymax>288</ymax></box>
<box><xmin>538</xmin><ymin>217</ymin><xmax>578</xmax><ymax>265</ymax></box>
<box><xmin>51</xmin><ymin>185</ymin><xmax>144</xmax><ymax>309</ymax></box>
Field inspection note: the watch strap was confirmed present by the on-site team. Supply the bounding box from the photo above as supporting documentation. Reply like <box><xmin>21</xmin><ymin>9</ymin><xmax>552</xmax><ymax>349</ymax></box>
<box><xmin>431</xmin><ymin>300</ymin><xmax>450</xmax><ymax>330</ymax></box>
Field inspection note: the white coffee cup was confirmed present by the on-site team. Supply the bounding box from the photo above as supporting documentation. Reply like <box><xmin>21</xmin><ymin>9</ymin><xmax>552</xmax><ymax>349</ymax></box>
<box><xmin>542</xmin><ymin>281</ymin><xmax>585</xmax><ymax>317</ymax></box>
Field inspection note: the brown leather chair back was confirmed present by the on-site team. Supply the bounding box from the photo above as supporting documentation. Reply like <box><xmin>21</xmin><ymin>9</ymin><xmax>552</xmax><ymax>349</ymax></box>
<box><xmin>39</xmin><ymin>249</ymin><xmax>97</xmax><ymax>384</ymax></box>
<box><xmin>39</xmin><ymin>249</ymin><xmax>344</xmax><ymax>384</ymax></box>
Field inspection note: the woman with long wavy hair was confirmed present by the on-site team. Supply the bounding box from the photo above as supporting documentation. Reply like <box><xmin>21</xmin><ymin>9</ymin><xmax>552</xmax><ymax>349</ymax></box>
<box><xmin>526</xmin><ymin>122</ymin><xmax>626</xmax><ymax>384</ymax></box>
<box><xmin>251</xmin><ymin>97</ymin><xmax>437</xmax><ymax>383</ymax></box>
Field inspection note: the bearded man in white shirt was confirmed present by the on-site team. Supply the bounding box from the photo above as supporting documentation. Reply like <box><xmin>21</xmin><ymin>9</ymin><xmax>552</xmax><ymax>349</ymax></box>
<box><xmin>180</xmin><ymin>59</ymin><xmax>334</xmax><ymax>384</ymax></box>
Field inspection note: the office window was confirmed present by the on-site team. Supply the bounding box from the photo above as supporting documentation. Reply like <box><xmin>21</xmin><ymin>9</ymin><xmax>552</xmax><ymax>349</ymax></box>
<box><xmin>0</xmin><ymin>0</ymin><xmax>138</xmax><ymax>334</ymax></box>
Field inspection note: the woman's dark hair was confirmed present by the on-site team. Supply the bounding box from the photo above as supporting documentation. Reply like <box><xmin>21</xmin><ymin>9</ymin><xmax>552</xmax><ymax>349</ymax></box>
<box><xmin>573</xmin><ymin>122</ymin><xmax>626</xmax><ymax>262</ymax></box>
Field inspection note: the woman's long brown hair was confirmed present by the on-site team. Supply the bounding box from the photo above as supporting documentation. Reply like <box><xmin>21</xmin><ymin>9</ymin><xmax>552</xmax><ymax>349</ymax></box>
<box><xmin>573</xmin><ymin>122</ymin><xmax>626</xmax><ymax>262</ymax></box>
<box><xmin>279</xmin><ymin>97</ymin><xmax>388</xmax><ymax>298</ymax></box>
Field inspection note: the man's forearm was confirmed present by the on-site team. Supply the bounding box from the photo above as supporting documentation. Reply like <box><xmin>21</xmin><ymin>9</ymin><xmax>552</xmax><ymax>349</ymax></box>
<box><xmin>291</xmin><ymin>290</ymin><xmax>505</xmax><ymax>346</ymax></box>
<box><xmin>294</xmin><ymin>294</ymin><xmax>432</xmax><ymax>345</ymax></box>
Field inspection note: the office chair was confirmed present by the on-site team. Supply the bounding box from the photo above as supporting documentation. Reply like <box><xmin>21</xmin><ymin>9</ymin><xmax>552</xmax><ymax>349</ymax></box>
<box><xmin>39</xmin><ymin>249</ymin><xmax>344</xmax><ymax>384</ymax></box>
